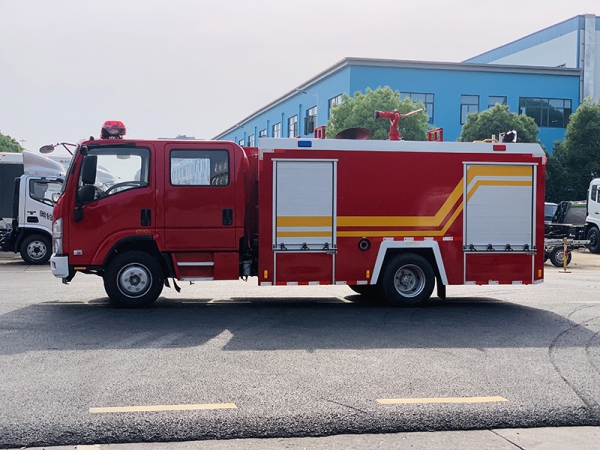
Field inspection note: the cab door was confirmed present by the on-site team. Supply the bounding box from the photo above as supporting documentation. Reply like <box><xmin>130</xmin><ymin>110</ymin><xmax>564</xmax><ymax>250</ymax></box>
<box><xmin>67</xmin><ymin>145</ymin><xmax>155</xmax><ymax>267</ymax></box>
<box><xmin>163</xmin><ymin>144</ymin><xmax>237</xmax><ymax>251</ymax></box>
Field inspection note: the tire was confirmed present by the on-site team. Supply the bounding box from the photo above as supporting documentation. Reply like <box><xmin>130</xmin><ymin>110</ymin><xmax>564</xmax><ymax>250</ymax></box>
<box><xmin>379</xmin><ymin>254</ymin><xmax>435</xmax><ymax>306</ymax></box>
<box><xmin>20</xmin><ymin>234</ymin><xmax>51</xmax><ymax>265</ymax></box>
<box><xmin>549</xmin><ymin>246</ymin><xmax>571</xmax><ymax>268</ymax></box>
<box><xmin>103</xmin><ymin>251</ymin><xmax>164</xmax><ymax>308</ymax></box>
<box><xmin>587</xmin><ymin>227</ymin><xmax>600</xmax><ymax>254</ymax></box>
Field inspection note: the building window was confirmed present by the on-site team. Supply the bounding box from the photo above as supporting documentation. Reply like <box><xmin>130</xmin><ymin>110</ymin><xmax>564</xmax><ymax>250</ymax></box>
<box><xmin>328</xmin><ymin>94</ymin><xmax>343</xmax><ymax>118</ymax></box>
<box><xmin>401</xmin><ymin>92</ymin><xmax>434</xmax><ymax>124</ymax></box>
<box><xmin>519</xmin><ymin>97</ymin><xmax>572</xmax><ymax>128</ymax></box>
<box><xmin>488</xmin><ymin>96</ymin><xmax>507</xmax><ymax>108</ymax></box>
<box><xmin>272</xmin><ymin>122</ymin><xmax>281</xmax><ymax>138</ymax></box>
<box><xmin>259</xmin><ymin>129</ymin><xmax>267</xmax><ymax>138</ymax></box>
<box><xmin>461</xmin><ymin>95</ymin><xmax>479</xmax><ymax>124</ymax></box>
<box><xmin>304</xmin><ymin>106</ymin><xmax>317</xmax><ymax>135</ymax></box>
<box><xmin>247</xmin><ymin>134</ymin><xmax>255</xmax><ymax>147</ymax></box>
<box><xmin>288</xmin><ymin>115</ymin><xmax>298</xmax><ymax>137</ymax></box>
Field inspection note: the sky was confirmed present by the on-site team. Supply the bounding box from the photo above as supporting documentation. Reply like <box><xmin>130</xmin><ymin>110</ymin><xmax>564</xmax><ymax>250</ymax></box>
<box><xmin>0</xmin><ymin>0</ymin><xmax>598</xmax><ymax>155</ymax></box>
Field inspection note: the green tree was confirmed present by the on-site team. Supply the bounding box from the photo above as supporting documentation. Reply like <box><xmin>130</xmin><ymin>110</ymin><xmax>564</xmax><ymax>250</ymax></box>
<box><xmin>546</xmin><ymin>99</ymin><xmax>600</xmax><ymax>202</ymax></box>
<box><xmin>326</xmin><ymin>86</ymin><xmax>428</xmax><ymax>140</ymax></box>
<box><xmin>458</xmin><ymin>104</ymin><xmax>539</xmax><ymax>143</ymax></box>
<box><xmin>0</xmin><ymin>131</ymin><xmax>24</xmax><ymax>153</ymax></box>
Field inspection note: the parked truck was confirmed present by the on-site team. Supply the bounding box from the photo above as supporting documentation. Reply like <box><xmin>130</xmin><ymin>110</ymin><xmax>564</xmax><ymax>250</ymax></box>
<box><xmin>0</xmin><ymin>151</ymin><xmax>68</xmax><ymax>264</ymax></box>
<box><xmin>49</xmin><ymin>121</ymin><xmax>546</xmax><ymax>307</ymax></box>
<box><xmin>543</xmin><ymin>177</ymin><xmax>600</xmax><ymax>266</ymax></box>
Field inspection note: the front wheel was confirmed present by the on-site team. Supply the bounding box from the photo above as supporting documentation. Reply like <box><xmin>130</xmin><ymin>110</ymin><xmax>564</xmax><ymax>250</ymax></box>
<box><xmin>379</xmin><ymin>254</ymin><xmax>435</xmax><ymax>306</ymax></box>
<box><xmin>587</xmin><ymin>227</ymin><xmax>600</xmax><ymax>254</ymax></box>
<box><xmin>104</xmin><ymin>251</ymin><xmax>164</xmax><ymax>308</ymax></box>
<box><xmin>20</xmin><ymin>234</ymin><xmax>51</xmax><ymax>264</ymax></box>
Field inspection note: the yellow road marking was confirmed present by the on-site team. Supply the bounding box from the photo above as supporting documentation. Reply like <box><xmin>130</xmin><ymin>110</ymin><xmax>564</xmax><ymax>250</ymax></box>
<box><xmin>89</xmin><ymin>403</ymin><xmax>237</xmax><ymax>413</ymax></box>
<box><xmin>377</xmin><ymin>396</ymin><xmax>507</xmax><ymax>405</ymax></box>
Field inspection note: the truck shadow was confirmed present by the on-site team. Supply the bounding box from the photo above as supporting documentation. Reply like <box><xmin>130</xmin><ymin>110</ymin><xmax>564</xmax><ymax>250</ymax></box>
<box><xmin>0</xmin><ymin>295</ymin><xmax>595</xmax><ymax>356</ymax></box>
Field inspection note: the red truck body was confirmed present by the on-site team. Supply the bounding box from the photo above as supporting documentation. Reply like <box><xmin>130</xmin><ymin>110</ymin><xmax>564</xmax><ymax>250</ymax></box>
<box><xmin>50</xmin><ymin>133</ymin><xmax>546</xmax><ymax>307</ymax></box>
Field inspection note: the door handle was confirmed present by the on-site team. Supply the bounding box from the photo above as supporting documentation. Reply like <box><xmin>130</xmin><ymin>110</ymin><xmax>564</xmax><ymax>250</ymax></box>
<box><xmin>141</xmin><ymin>209</ymin><xmax>152</xmax><ymax>226</ymax></box>
<box><xmin>222</xmin><ymin>208</ymin><xmax>233</xmax><ymax>226</ymax></box>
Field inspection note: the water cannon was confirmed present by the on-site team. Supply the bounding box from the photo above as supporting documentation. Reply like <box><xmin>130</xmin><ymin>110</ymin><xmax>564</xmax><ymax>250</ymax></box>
<box><xmin>374</xmin><ymin>108</ymin><xmax>423</xmax><ymax>140</ymax></box>
<box><xmin>101</xmin><ymin>121</ymin><xmax>127</xmax><ymax>139</ymax></box>
<box><xmin>500</xmin><ymin>130</ymin><xmax>517</xmax><ymax>143</ymax></box>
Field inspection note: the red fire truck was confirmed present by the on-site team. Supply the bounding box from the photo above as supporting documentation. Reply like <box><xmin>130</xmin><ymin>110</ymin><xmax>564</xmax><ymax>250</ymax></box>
<box><xmin>50</xmin><ymin>121</ymin><xmax>546</xmax><ymax>307</ymax></box>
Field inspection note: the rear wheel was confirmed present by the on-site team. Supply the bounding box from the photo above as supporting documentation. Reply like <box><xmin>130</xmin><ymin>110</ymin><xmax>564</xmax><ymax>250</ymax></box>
<box><xmin>104</xmin><ymin>251</ymin><xmax>164</xmax><ymax>308</ymax></box>
<box><xmin>587</xmin><ymin>227</ymin><xmax>600</xmax><ymax>254</ymax></box>
<box><xmin>20</xmin><ymin>234</ymin><xmax>51</xmax><ymax>264</ymax></box>
<box><xmin>379</xmin><ymin>254</ymin><xmax>435</xmax><ymax>306</ymax></box>
<box><xmin>549</xmin><ymin>245</ymin><xmax>571</xmax><ymax>267</ymax></box>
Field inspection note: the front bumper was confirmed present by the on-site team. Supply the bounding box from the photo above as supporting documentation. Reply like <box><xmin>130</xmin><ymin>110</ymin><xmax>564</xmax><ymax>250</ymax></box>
<box><xmin>50</xmin><ymin>254</ymin><xmax>69</xmax><ymax>278</ymax></box>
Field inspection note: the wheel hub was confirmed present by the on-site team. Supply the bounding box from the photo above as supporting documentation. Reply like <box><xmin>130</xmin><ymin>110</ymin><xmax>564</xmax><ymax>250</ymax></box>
<box><xmin>118</xmin><ymin>265</ymin><xmax>151</xmax><ymax>297</ymax></box>
<box><xmin>393</xmin><ymin>265</ymin><xmax>425</xmax><ymax>298</ymax></box>
<box><xmin>27</xmin><ymin>241</ymin><xmax>46</xmax><ymax>260</ymax></box>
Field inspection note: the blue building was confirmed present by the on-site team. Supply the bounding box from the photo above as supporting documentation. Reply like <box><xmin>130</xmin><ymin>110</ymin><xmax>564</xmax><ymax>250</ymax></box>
<box><xmin>215</xmin><ymin>15</ymin><xmax>599</xmax><ymax>152</ymax></box>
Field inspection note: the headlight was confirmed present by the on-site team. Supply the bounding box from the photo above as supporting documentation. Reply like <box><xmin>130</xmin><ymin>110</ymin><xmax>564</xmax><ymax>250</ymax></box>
<box><xmin>52</xmin><ymin>218</ymin><xmax>63</xmax><ymax>254</ymax></box>
<box><xmin>52</xmin><ymin>218</ymin><xmax>62</xmax><ymax>237</ymax></box>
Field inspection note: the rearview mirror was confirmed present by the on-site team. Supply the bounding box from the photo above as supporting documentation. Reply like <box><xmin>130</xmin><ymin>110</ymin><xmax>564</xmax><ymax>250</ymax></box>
<box><xmin>81</xmin><ymin>155</ymin><xmax>97</xmax><ymax>185</ymax></box>
<box><xmin>39</xmin><ymin>145</ymin><xmax>55</xmax><ymax>154</ymax></box>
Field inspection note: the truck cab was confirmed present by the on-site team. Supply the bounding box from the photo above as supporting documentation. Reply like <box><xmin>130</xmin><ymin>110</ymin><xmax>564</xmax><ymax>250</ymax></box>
<box><xmin>0</xmin><ymin>152</ymin><xmax>65</xmax><ymax>264</ymax></box>
<box><xmin>51</xmin><ymin>123</ymin><xmax>253</xmax><ymax>306</ymax></box>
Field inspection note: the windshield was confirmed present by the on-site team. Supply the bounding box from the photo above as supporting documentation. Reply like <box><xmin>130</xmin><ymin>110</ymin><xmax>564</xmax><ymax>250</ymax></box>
<box><xmin>59</xmin><ymin>147</ymin><xmax>78</xmax><ymax>196</ymax></box>
<box><xmin>545</xmin><ymin>202</ymin><xmax>558</xmax><ymax>222</ymax></box>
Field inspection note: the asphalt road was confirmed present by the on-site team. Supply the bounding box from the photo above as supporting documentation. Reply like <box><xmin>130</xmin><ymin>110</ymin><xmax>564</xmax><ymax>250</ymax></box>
<box><xmin>1</xmin><ymin>251</ymin><xmax>600</xmax><ymax>448</ymax></box>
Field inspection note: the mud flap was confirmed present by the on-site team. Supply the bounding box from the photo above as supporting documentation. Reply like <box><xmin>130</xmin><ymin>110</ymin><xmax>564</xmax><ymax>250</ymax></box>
<box><xmin>436</xmin><ymin>278</ymin><xmax>446</xmax><ymax>300</ymax></box>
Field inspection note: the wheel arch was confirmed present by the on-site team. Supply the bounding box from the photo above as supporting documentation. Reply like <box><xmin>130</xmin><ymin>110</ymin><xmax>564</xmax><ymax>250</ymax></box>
<box><xmin>102</xmin><ymin>237</ymin><xmax>170</xmax><ymax>277</ymax></box>
<box><xmin>370</xmin><ymin>241</ymin><xmax>448</xmax><ymax>286</ymax></box>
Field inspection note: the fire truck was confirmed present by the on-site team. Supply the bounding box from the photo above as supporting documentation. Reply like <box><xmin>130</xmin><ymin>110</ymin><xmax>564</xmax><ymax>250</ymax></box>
<box><xmin>50</xmin><ymin>121</ymin><xmax>546</xmax><ymax>307</ymax></box>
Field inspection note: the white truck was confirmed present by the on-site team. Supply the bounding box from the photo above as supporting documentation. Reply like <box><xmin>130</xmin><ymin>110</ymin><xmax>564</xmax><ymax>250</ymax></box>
<box><xmin>544</xmin><ymin>177</ymin><xmax>600</xmax><ymax>266</ymax></box>
<box><xmin>0</xmin><ymin>152</ymin><xmax>68</xmax><ymax>264</ymax></box>
<box><xmin>585</xmin><ymin>178</ymin><xmax>600</xmax><ymax>253</ymax></box>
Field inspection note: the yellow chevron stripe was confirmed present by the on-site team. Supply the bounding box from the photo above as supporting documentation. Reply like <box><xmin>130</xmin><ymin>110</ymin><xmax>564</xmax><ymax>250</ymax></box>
<box><xmin>337</xmin><ymin>202</ymin><xmax>464</xmax><ymax>237</ymax></box>
<box><xmin>277</xmin><ymin>231</ymin><xmax>332</xmax><ymax>237</ymax></box>
<box><xmin>277</xmin><ymin>166</ymin><xmax>532</xmax><ymax>239</ymax></box>
<box><xmin>466</xmin><ymin>180</ymin><xmax>532</xmax><ymax>201</ymax></box>
<box><xmin>337</xmin><ymin>180</ymin><xmax>463</xmax><ymax>228</ymax></box>
<box><xmin>277</xmin><ymin>216</ymin><xmax>332</xmax><ymax>227</ymax></box>
<box><xmin>467</xmin><ymin>165</ymin><xmax>532</xmax><ymax>184</ymax></box>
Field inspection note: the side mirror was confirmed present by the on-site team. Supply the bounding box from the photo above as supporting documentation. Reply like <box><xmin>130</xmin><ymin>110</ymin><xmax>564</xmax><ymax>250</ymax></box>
<box><xmin>81</xmin><ymin>155</ymin><xmax>97</xmax><ymax>185</ymax></box>
<box><xmin>39</xmin><ymin>145</ymin><xmax>55</xmax><ymax>154</ymax></box>
<box><xmin>51</xmin><ymin>192</ymin><xmax>60</xmax><ymax>203</ymax></box>
<box><xmin>76</xmin><ymin>185</ymin><xmax>96</xmax><ymax>207</ymax></box>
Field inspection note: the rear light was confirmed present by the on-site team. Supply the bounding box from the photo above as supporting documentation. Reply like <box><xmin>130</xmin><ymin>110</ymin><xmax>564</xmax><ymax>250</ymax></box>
<box><xmin>493</xmin><ymin>145</ymin><xmax>506</xmax><ymax>151</ymax></box>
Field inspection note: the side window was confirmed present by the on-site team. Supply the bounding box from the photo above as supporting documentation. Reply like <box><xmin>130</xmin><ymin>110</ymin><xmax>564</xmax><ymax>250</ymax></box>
<box><xmin>592</xmin><ymin>185</ymin><xmax>598</xmax><ymax>203</ymax></box>
<box><xmin>170</xmin><ymin>149</ymin><xmax>229</xmax><ymax>186</ymax></box>
<box><xmin>29</xmin><ymin>179</ymin><xmax>62</xmax><ymax>206</ymax></box>
<box><xmin>81</xmin><ymin>147</ymin><xmax>150</xmax><ymax>200</ymax></box>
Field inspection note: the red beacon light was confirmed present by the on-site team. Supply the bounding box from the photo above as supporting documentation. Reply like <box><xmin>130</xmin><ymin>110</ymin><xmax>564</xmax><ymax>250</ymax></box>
<box><xmin>100</xmin><ymin>121</ymin><xmax>127</xmax><ymax>139</ymax></box>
